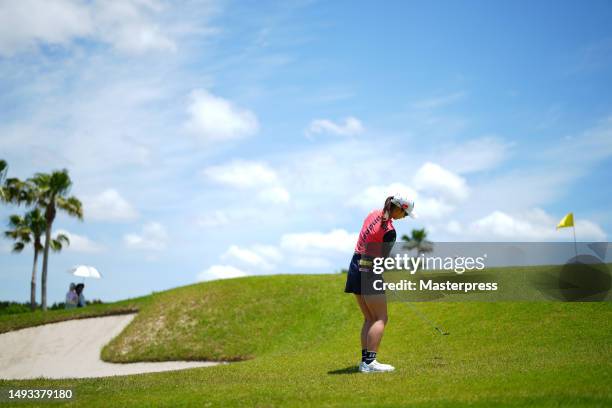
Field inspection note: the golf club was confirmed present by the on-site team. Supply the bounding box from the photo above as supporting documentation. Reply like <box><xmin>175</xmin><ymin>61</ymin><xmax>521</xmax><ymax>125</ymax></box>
<box><xmin>406</xmin><ymin>302</ymin><xmax>449</xmax><ymax>335</ymax></box>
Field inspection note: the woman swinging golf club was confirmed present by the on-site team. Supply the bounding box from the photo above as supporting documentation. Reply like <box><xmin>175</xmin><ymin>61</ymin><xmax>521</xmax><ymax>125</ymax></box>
<box><xmin>344</xmin><ymin>195</ymin><xmax>415</xmax><ymax>373</ymax></box>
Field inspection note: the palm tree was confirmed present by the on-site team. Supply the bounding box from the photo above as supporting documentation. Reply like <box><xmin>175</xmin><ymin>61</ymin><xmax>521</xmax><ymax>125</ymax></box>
<box><xmin>27</xmin><ymin>170</ymin><xmax>83</xmax><ymax>311</ymax></box>
<box><xmin>4</xmin><ymin>209</ymin><xmax>70</xmax><ymax>310</ymax></box>
<box><xmin>401</xmin><ymin>228</ymin><xmax>434</xmax><ymax>256</ymax></box>
<box><xmin>0</xmin><ymin>159</ymin><xmax>8</xmax><ymax>202</ymax></box>
<box><xmin>3</xmin><ymin>177</ymin><xmax>34</xmax><ymax>206</ymax></box>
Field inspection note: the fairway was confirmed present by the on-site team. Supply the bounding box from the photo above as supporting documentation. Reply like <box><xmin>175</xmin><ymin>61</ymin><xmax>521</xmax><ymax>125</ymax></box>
<box><xmin>1</xmin><ymin>272</ymin><xmax>610</xmax><ymax>407</ymax></box>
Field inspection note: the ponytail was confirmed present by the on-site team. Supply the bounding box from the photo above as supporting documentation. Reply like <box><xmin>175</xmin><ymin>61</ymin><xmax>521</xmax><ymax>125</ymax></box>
<box><xmin>382</xmin><ymin>196</ymin><xmax>394</xmax><ymax>221</ymax></box>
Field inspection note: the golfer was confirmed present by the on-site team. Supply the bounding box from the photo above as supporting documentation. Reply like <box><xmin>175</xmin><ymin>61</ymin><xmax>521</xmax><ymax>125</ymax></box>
<box><xmin>344</xmin><ymin>195</ymin><xmax>415</xmax><ymax>373</ymax></box>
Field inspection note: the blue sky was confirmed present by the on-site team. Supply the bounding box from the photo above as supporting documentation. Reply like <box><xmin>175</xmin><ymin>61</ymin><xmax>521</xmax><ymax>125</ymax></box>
<box><xmin>1</xmin><ymin>0</ymin><xmax>611</xmax><ymax>303</ymax></box>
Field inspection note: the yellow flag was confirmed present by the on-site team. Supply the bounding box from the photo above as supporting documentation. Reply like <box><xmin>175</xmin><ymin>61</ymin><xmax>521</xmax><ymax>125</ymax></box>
<box><xmin>556</xmin><ymin>212</ymin><xmax>574</xmax><ymax>229</ymax></box>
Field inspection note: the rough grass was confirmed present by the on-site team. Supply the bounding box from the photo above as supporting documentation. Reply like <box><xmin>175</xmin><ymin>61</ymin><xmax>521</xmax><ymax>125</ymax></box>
<box><xmin>0</xmin><ymin>271</ymin><xmax>610</xmax><ymax>407</ymax></box>
<box><xmin>101</xmin><ymin>274</ymin><xmax>348</xmax><ymax>362</ymax></box>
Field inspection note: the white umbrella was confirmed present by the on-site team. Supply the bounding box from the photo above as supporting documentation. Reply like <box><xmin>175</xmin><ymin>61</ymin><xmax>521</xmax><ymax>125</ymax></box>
<box><xmin>67</xmin><ymin>265</ymin><xmax>102</xmax><ymax>279</ymax></box>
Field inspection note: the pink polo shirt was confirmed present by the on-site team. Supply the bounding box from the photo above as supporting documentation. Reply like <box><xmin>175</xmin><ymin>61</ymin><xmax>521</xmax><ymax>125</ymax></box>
<box><xmin>354</xmin><ymin>209</ymin><xmax>395</xmax><ymax>255</ymax></box>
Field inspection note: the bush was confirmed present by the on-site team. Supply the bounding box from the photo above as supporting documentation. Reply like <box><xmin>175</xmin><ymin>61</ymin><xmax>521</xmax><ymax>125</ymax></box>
<box><xmin>49</xmin><ymin>302</ymin><xmax>66</xmax><ymax>310</ymax></box>
<box><xmin>49</xmin><ymin>299</ymin><xmax>104</xmax><ymax>310</ymax></box>
<box><xmin>0</xmin><ymin>301</ymin><xmax>32</xmax><ymax>315</ymax></box>
<box><xmin>0</xmin><ymin>298</ymin><xmax>104</xmax><ymax>313</ymax></box>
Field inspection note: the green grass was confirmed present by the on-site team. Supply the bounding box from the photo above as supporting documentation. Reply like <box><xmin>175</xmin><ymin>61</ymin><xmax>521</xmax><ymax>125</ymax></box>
<box><xmin>0</xmin><ymin>296</ymin><xmax>150</xmax><ymax>334</ymax></box>
<box><xmin>0</xmin><ymin>270</ymin><xmax>611</xmax><ymax>407</ymax></box>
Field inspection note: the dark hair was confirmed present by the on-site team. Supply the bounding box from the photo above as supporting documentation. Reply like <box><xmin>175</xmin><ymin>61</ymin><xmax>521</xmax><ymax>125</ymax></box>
<box><xmin>383</xmin><ymin>196</ymin><xmax>397</xmax><ymax>220</ymax></box>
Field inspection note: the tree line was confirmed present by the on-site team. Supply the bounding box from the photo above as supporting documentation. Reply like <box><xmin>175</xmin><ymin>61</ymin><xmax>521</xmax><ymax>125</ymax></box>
<box><xmin>0</xmin><ymin>159</ymin><xmax>83</xmax><ymax>311</ymax></box>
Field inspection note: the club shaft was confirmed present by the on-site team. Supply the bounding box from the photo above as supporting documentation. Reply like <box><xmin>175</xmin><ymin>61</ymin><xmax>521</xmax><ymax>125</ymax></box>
<box><xmin>406</xmin><ymin>303</ymin><xmax>448</xmax><ymax>335</ymax></box>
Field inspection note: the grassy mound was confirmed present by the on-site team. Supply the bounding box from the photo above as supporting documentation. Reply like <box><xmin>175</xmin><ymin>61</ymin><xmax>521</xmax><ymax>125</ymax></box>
<box><xmin>1</xmin><ymin>270</ymin><xmax>611</xmax><ymax>407</ymax></box>
<box><xmin>101</xmin><ymin>274</ymin><xmax>350</xmax><ymax>362</ymax></box>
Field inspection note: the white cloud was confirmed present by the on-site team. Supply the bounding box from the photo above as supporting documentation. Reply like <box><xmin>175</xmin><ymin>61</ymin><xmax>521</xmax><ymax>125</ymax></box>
<box><xmin>289</xmin><ymin>256</ymin><xmax>332</xmax><ymax>269</ymax></box>
<box><xmin>203</xmin><ymin>160</ymin><xmax>278</xmax><ymax>188</ymax></box>
<box><xmin>464</xmin><ymin>118</ymin><xmax>612</xmax><ymax>220</ymax></box>
<box><xmin>258</xmin><ymin>186</ymin><xmax>290</xmax><ymax>204</ymax></box>
<box><xmin>123</xmin><ymin>222</ymin><xmax>168</xmax><ymax>251</ymax></box>
<box><xmin>210</xmin><ymin>230</ymin><xmax>351</xmax><ymax>276</ymax></box>
<box><xmin>196</xmin><ymin>264</ymin><xmax>247</xmax><ymax>281</ymax></box>
<box><xmin>466</xmin><ymin>209</ymin><xmax>606</xmax><ymax>241</ymax></box>
<box><xmin>221</xmin><ymin>244</ymin><xmax>282</xmax><ymax>270</ymax></box>
<box><xmin>250</xmin><ymin>244</ymin><xmax>283</xmax><ymax>262</ymax></box>
<box><xmin>415</xmin><ymin>197</ymin><xmax>456</xmax><ymax>220</ymax></box>
<box><xmin>92</xmin><ymin>0</ymin><xmax>177</xmax><ymax>54</ymax></box>
<box><xmin>202</xmin><ymin>160</ymin><xmax>290</xmax><ymax>204</ymax></box>
<box><xmin>348</xmin><ymin>182</ymin><xmax>418</xmax><ymax>211</ymax></box>
<box><xmin>0</xmin><ymin>0</ymin><xmax>181</xmax><ymax>56</ymax></box>
<box><xmin>347</xmin><ymin>178</ymin><xmax>457</xmax><ymax>220</ymax></box>
<box><xmin>446</xmin><ymin>220</ymin><xmax>462</xmax><ymax>235</ymax></box>
<box><xmin>271</xmin><ymin>228</ymin><xmax>360</xmax><ymax>273</ymax></box>
<box><xmin>0</xmin><ymin>0</ymin><xmax>91</xmax><ymax>56</ymax></box>
<box><xmin>413</xmin><ymin>162</ymin><xmax>469</xmax><ymax>202</ymax></box>
<box><xmin>345</xmin><ymin>163</ymin><xmax>466</xmax><ymax>219</ymax></box>
<box><xmin>276</xmin><ymin>139</ymin><xmax>411</xmax><ymax>210</ymax></box>
<box><xmin>185</xmin><ymin>89</ymin><xmax>259</xmax><ymax>143</ymax></box>
<box><xmin>83</xmin><ymin>189</ymin><xmax>138</xmax><ymax>222</ymax></box>
<box><xmin>306</xmin><ymin>116</ymin><xmax>364</xmax><ymax>137</ymax></box>
<box><xmin>280</xmin><ymin>229</ymin><xmax>358</xmax><ymax>254</ymax></box>
<box><xmin>52</xmin><ymin>229</ymin><xmax>106</xmax><ymax>253</ymax></box>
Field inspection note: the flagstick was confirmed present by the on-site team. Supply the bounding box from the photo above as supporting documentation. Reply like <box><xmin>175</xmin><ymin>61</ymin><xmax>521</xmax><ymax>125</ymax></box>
<box><xmin>572</xmin><ymin>225</ymin><xmax>578</xmax><ymax>260</ymax></box>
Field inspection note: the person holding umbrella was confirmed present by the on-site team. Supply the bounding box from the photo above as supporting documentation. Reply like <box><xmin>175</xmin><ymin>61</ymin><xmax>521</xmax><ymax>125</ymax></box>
<box><xmin>75</xmin><ymin>283</ymin><xmax>86</xmax><ymax>307</ymax></box>
<box><xmin>67</xmin><ymin>265</ymin><xmax>101</xmax><ymax>308</ymax></box>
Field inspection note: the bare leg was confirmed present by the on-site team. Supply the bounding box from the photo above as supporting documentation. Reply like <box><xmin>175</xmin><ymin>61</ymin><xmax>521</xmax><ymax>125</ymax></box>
<box><xmin>363</xmin><ymin>294</ymin><xmax>388</xmax><ymax>352</ymax></box>
<box><xmin>355</xmin><ymin>295</ymin><xmax>374</xmax><ymax>349</ymax></box>
<box><xmin>361</xmin><ymin>320</ymin><xmax>373</xmax><ymax>349</ymax></box>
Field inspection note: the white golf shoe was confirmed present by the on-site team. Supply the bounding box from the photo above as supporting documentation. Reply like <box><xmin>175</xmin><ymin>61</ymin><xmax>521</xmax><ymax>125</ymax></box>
<box><xmin>359</xmin><ymin>360</ymin><xmax>395</xmax><ymax>373</ymax></box>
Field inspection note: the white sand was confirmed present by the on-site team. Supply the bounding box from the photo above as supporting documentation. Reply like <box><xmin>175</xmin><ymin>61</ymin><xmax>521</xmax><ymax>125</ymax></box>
<box><xmin>0</xmin><ymin>313</ymin><xmax>221</xmax><ymax>379</ymax></box>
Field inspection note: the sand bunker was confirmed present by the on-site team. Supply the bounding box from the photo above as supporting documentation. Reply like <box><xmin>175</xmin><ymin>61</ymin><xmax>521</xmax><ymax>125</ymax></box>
<box><xmin>0</xmin><ymin>313</ymin><xmax>221</xmax><ymax>379</ymax></box>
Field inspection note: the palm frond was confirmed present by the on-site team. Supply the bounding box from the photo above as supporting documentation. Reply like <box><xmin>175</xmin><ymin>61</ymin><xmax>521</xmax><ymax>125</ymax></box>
<box><xmin>55</xmin><ymin>233</ymin><xmax>70</xmax><ymax>245</ymax></box>
<box><xmin>50</xmin><ymin>239</ymin><xmax>63</xmax><ymax>252</ymax></box>
<box><xmin>3</xmin><ymin>178</ymin><xmax>33</xmax><ymax>205</ymax></box>
<box><xmin>12</xmin><ymin>242</ymin><xmax>25</xmax><ymax>253</ymax></box>
<box><xmin>7</xmin><ymin>214</ymin><xmax>24</xmax><ymax>228</ymax></box>
<box><xmin>24</xmin><ymin>209</ymin><xmax>47</xmax><ymax>236</ymax></box>
<box><xmin>49</xmin><ymin>230</ymin><xmax>71</xmax><ymax>252</ymax></box>
<box><xmin>50</xmin><ymin>169</ymin><xmax>72</xmax><ymax>195</ymax></box>
<box><xmin>401</xmin><ymin>228</ymin><xmax>434</xmax><ymax>254</ymax></box>
<box><xmin>57</xmin><ymin>196</ymin><xmax>84</xmax><ymax>220</ymax></box>
<box><xmin>0</xmin><ymin>160</ymin><xmax>7</xmax><ymax>196</ymax></box>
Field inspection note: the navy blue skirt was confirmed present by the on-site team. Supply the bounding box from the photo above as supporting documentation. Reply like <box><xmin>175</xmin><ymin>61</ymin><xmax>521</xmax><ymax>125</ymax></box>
<box><xmin>344</xmin><ymin>253</ymin><xmax>385</xmax><ymax>295</ymax></box>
